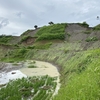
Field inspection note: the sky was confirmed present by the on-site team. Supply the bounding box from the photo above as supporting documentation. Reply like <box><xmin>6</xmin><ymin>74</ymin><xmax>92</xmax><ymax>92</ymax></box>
<box><xmin>0</xmin><ymin>0</ymin><xmax>100</xmax><ymax>36</ymax></box>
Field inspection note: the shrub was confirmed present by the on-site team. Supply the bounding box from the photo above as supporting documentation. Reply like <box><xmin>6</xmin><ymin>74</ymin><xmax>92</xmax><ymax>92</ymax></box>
<box><xmin>64</xmin><ymin>49</ymin><xmax>69</xmax><ymax>53</ymax></box>
<box><xmin>34</xmin><ymin>42</ymin><xmax>52</xmax><ymax>49</ymax></box>
<box><xmin>0</xmin><ymin>35</ymin><xmax>12</xmax><ymax>43</ymax></box>
<box><xmin>86</xmin><ymin>37</ymin><xmax>98</xmax><ymax>42</ymax></box>
<box><xmin>84</xmin><ymin>31</ymin><xmax>91</xmax><ymax>34</ymax></box>
<box><xmin>12</xmin><ymin>48</ymin><xmax>28</xmax><ymax>58</ymax></box>
<box><xmin>78</xmin><ymin>22</ymin><xmax>89</xmax><ymax>28</ymax></box>
<box><xmin>93</xmin><ymin>24</ymin><xmax>100</xmax><ymax>30</ymax></box>
<box><xmin>27</xmin><ymin>46</ymin><xmax>35</xmax><ymax>49</ymax></box>
<box><xmin>66</xmin><ymin>33</ymin><xmax>71</xmax><ymax>36</ymax></box>
<box><xmin>21</xmin><ymin>36</ymin><xmax>31</xmax><ymax>42</ymax></box>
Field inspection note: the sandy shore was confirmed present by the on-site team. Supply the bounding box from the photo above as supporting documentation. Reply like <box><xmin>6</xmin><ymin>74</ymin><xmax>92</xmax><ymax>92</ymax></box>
<box><xmin>20</xmin><ymin>60</ymin><xmax>60</xmax><ymax>77</ymax></box>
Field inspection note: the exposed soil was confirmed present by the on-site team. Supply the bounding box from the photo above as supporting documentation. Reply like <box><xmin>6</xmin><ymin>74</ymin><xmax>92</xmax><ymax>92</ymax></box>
<box><xmin>20</xmin><ymin>60</ymin><xmax>60</xmax><ymax>77</ymax></box>
<box><xmin>0</xmin><ymin>62</ymin><xmax>23</xmax><ymax>73</ymax></box>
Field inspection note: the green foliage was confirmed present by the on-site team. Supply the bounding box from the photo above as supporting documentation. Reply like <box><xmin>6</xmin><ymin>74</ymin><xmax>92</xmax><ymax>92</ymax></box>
<box><xmin>28</xmin><ymin>65</ymin><xmax>37</xmax><ymax>68</ymax></box>
<box><xmin>0</xmin><ymin>76</ymin><xmax>57</xmax><ymax>100</ymax></box>
<box><xmin>31</xmin><ymin>42</ymin><xmax>100</xmax><ymax>100</ymax></box>
<box><xmin>93</xmin><ymin>24</ymin><xmax>100</xmax><ymax>30</ymax></box>
<box><xmin>85</xmin><ymin>37</ymin><xmax>98</xmax><ymax>42</ymax></box>
<box><xmin>21</xmin><ymin>35</ymin><xmax>31</xmax><ymax>42</ymax></box>
<box><xmin>64</xmin><ymin>49</ymin><xmax>69</xmax><ymax>53</ymax></box>
<box><xmin>78</xmin><ymin>22</ymin><xmax>89</xmax><ymax>28</ymax></box>
<box><xmin>66</xmin><ymin>33</ymin><xmax>71</xmax><ymax>36</ymax></box>
<box><xmin>1</xmin><ymin>47</ymin><xmax>29</xmax><ymax>62</ymax></box>
<box><xmin>14</xmin><ymin>48</ymin><xmax>28</xmax><ymax>57</ymax></box>
<box><xmin>0</xmin><ymin>35</ymin><xmax>12</xmax><ymax>43</ymax></box>
<box><xmin>36</xmin><ymin>33</ymin><xmax>65</xmax><ymax>41</ymax></box>
<box><xmin>27</xmin><ymin>45</ymin><xmax>35</xmax><ymax>49</ymax></box>
<box><xmin>21</xmin><ymin>30</ymin><xmax>33</xmax><ymax>36</ymax></box>
<box><xmin>35</xmin><ymin>23</ymin><xmax>67</xmax><ymax>41</ymax></box>
<box><xmin>83</xmin><ymin>30</ymin><xmax>91</xmax><ymax>34</ymax></box>
<box><xmin>34</xmin><ymin>42</ymin><xmax>52</xmax><ymax>49</ymax></box>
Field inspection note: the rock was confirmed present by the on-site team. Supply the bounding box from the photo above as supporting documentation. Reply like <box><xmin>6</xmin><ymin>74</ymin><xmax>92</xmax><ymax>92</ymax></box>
<box><xmin>11</xmin><ymin>72</ymin><xmax>16</xmax><ymax>74</ymax></box>
<box><xmin>0</xmin><ymin>84</ymin><xmax>6</xmax><ymax>87</ymax></box>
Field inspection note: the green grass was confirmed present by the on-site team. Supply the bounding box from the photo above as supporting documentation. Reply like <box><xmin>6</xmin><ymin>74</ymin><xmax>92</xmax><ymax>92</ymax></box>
<box><xmin>28</xmin><ymin>43</ymin><xmax>100</xmax><ymax>100</ymax></box>
<box><xmin>0</xmin><ymin>35</ymin><xmax>12</xmax><ymax>44</ymax></box>
<box><xmin>34</xmin><ymin>42</ymin><xmax>52</xmax><ymax>49</ymax></box>
<box><xmin>21</xmin><ymin>30</ymin><xmax>33</xmax><ymax>36</ymax></box>
<box><xmin>78</xmin><ymin>22</ymin><xmax>89</xmax><ymax>28</ymax></box>
<box><xmin>21</xmin><ymin>35</ymin><xmax>32</xmax><ymax>42</ymax></box>
<box><xmin>35</xmin><ymin>23</ymin><xmax>67</xmax><ymax>41</ymax></box>
<box><xmin>93</xmin><ymin>24</ymin><xmax>100</xmax><ymax>30</ymax></box>
<box><xmin>28</xmin><ymin>65</ymin><xmax>37</xmax><ymax>68</ymax></box>
<box><xmin>83</xmin><ymin>30</ymin><xmax>91</xmax><ymax>34</ymax></box>
<box><xmin>0</xmin><ymin>76</ymin><xmax>57</xmax><ymax>100</ymax></box>
<box><xmin>85</xmin><ymin>37</ymin><xmax>98</xmax><ymax>42</ymax></box>
<box><xmin>1</xmin><ymin>47</ymin><xmax>29</xmax><ymax>62</ymax></box>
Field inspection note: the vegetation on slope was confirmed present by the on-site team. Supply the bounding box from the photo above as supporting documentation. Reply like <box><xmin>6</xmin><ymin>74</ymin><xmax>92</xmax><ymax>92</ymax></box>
<box><xmin>21</xmin><ymin>35</ymin><xmax>32</xmax><ymax>42</ymax></box>
<box><xmin>0</xmin><ymin>76</ymin><xmax>57</xmax><ymax>100</ymax></box>
<box><xmin>28</xmin><ymin>43</ymin><xmax>100</xmax><ymax>100</ymax></box>
<box><xmin>35</xmin><ymin>23</ymin><xmax>67</xmax><ymax>41</ymax></box>
<box><xmin>21</xmin><ymin>30</ymin><xmax>33</xmax><ymax>36</ymax></box>
<box><xmin>78</xmin><ymin>21</ymin><xmax>89</xmax><ymax>28</ymax></box>
<box><xmin>93</xmin><ymin>24</ymin><xmax>100</xmax><ymax>30</ymax></box>
<box><xmin>0</xmin><ymin>35</ymin><xmax>12</xmax><ymax>44</ymax></box>
<box><xmin>1</xmin><ymin>22</ymin><xmax>100</xmax><ymax>100</ymax></box>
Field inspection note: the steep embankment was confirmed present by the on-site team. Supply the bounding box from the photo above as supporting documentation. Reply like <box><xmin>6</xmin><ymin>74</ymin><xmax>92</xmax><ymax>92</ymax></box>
<box><xmin>26</xmin><ymin>23</ymin><xmax>100</xmax><ymax>100</ymax></box>
<box><xmin>0</xmin><ymin>22</ymin><xmax>100</xmax><ymax>99</ymax></box>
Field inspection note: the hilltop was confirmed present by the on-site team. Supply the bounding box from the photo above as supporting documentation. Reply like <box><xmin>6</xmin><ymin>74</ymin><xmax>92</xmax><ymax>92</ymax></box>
<box><xmin>0</xmin><ymin>22</ymin><xmax>100</xmax><ymax>99</ymax></box>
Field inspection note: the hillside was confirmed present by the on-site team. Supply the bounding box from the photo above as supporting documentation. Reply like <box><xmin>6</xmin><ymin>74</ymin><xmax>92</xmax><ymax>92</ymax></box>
<box><xmin>0</xmin><ymin>22</ymin><xmax>100</xmax><ymax>100</ymax></box>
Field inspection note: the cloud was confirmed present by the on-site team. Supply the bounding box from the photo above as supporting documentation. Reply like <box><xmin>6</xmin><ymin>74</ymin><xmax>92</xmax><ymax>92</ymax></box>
<box><xmin>0</xmin><ymin>0</ymin><xmax>100</xmax><ymax>35</ymax></box>
<box><xmin>15</xmin><ymin>12</ymin><xmax>24</xmax><ymax>18</ymax></box>
<box><xmin>0</xmin><ymin>17</ymin><xmax>9</xmax><ymax>29</ymax></box>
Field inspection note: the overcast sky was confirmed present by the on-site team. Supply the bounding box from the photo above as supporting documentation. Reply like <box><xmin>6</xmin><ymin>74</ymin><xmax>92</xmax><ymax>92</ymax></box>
<box><xmin>0</xmin><ymin>0</ymin><xmax>100</xmax><ymax>36</ymax></box>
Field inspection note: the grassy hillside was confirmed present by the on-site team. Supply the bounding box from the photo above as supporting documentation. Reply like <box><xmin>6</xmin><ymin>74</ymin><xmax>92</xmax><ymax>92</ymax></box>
<box><xmin>0</xmin><ymin>22</ymin><xmax>100</xmax><ymax>100</ymax></box>
<box><xmin>35</xmin><ymin>23</ymin><xmax>67</xmax><ymax>41</ymax></box>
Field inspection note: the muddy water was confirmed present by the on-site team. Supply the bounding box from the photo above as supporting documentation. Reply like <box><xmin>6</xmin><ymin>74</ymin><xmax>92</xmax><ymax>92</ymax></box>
<box><xmin>20</xmin><ymin>61</ymin><xmax>60</xmax><ymax>77</ymax></box>
<box><xmin>20</xmin><ymin>60</ymin><xmax>61</xmax><ymax>95</ymax></box>
<box><xmin>0</xmin><ymin>62</ymin><xmax>26</xmax><ymax>85</ymax></box>
<box><xmin>0</xmin><ymin>60</ymin><xmax>60</xmax><ymax>95</ymax></box>
<box><xmin>0</xmin><ymin>70</ymin><xmax>27</xmax><ymax>84</ymax></box>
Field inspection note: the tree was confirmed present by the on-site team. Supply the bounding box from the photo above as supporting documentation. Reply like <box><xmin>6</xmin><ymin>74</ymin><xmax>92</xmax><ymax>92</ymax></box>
<box><xmin>34</xmin><ymin>25</ymin><xmax>38</xmax><ymax>29</ymax></box>
<box><xmin>48</xmin><ymin>21</ymin><xmax>54</xmax><ymax>25</ymax></box>
<box><xmin>97</xmin><ymin>16</ymin><xmax>99</xmax><ymax>20</ymax></box>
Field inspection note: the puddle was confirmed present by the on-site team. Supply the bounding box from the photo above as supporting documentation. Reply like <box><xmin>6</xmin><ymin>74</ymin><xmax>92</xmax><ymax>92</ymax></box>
<box><xmin>20</xmin><ymin>60</ymin><xmax>60</xmax><ymax>77</ymax></box>
<box><xmin>20</xmin><ymin>60</ymin><xmax>61</xmax><ymax>96</ymax></box>
<box><xmin>0</xmin><ymin>60</ymin><xmax>61</xmax><ymax>96</ymax></box>
<box><xmin>0</xmin><ymin>70</ymin><xmax>27</xmax><ymax>84</ymax></box>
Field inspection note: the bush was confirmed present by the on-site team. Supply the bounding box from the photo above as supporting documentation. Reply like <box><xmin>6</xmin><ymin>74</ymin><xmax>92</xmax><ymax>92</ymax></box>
<box><xmin>84</xmin><ymin>31</ymin><xmax>91</xmax><ymax>34</ymax></box>
<box><xmin>21</xmin><ymin>36</ymin><xmax>31</xmax><ymax>42</ymax></box>
<box><xmin>27</xmin><ymin>46</ymin><xmax>35</xmax><ymax>49</ymax></box>
<box><xmin>34</xmin><ymin>42</ymin><xmax>52</xmax><ymax>49</ymax></box>
<box><xmin>86</xmin><ymin>37</ymin><xmax>98</xmax><ymax>42</ymax></box>
<box><xmin>12</xmin><ymin>48</ymin><xmax>28</xmax><ymax>58</ymax></box>
<box><xmin>93</xmin><ymin>24</ymin><xmax>100</xmax><ymax>30</ymax></box>
<box><xmin>0</xmin><ymin>35</ymin><xmax>12</xmax><ymax>43</ymax></box>
<box><xmin>78</xmin><ymin>22</ymin><xmax>89</xmax><ymax>28</ymax></box>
